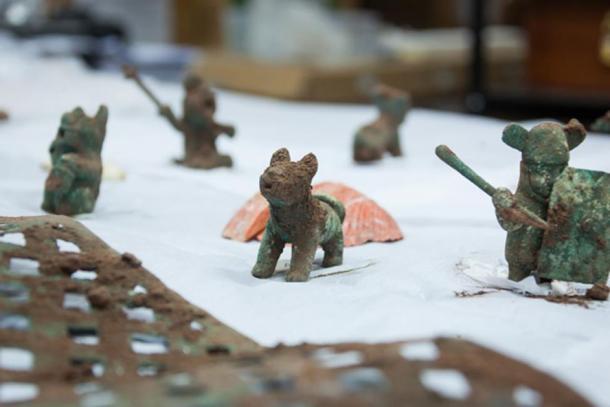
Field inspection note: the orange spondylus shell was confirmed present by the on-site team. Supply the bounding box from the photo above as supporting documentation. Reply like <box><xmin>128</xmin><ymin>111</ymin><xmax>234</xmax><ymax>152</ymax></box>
<box><xmin>222</xmin><ymin>182</ymin><xmax>403</xmax><ymax>247</ymax></box>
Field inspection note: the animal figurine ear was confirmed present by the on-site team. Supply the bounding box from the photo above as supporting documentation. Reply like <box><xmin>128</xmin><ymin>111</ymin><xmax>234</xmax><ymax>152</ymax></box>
<box><xmin>502</xmin><ymin>123</ymin><xmax>528</xmax><ymax>152</ymax></box>
<box><xmin>299</xmin><ymin>153</ymin><xmax>318</xmax><ymax>178</ymax></box>
<box><xmin>73</xmin><ymin>107</ymin><xmax>85</xmax><ymax>115</ymax></box>
<box><xmin>563</xmin><ymin>118</ymin><xmax>586</xmax><ymax>150</ymax></box>
<box><xmin>270</xmin><ymin>148</ymin><xmax>291</xmax><ymax>165</ymax></box>
<box><xmin>95</xmin><ymin>105</ymin><xmax>109</xmax><ymax>131</ymax></box>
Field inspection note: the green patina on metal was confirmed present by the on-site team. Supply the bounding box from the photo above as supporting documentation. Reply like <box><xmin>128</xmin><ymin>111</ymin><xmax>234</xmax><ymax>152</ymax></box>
<box><xmin>437</xmin><ymin>119</ymin><xmax>610</xmax><ymax>284</ymax></box>
<box><xmin>353</xmin><ymin>83</ymin><xmax>410</xmax><ymax>163</ymax></box>
<box><xmin>252</xmin><ymin>148</ymin><xmax>344</xmax><ymax>282</ymax></box>
<box><xmin>42</xmin><ymin>106</ymin><xmax>108</xmax><ymax>216</ymax></box>
<box><xmin>591</xmin><ymin>110</ymin><xmax>610</xmax><ymax>134</ymax></box>
<box><xmin>538</xmin><ymin>168</ymin><xmax>610</xmax><ymax>283</ymax></box>
<box><xmin>124</xmin><ymin>65</ymin><xmax>235</xmax><ymax>170</ymax></box>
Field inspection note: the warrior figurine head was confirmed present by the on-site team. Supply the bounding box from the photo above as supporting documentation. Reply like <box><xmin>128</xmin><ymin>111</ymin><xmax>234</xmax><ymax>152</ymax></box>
<box><xmin>502</xmin><ymin>119</ymin><xmax>586</xmax><ymax>199</ymax></box>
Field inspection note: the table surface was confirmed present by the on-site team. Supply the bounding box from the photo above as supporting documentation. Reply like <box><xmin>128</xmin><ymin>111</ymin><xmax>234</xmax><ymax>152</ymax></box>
<box><xmin>1</xmin><ymin>42</ymin><xmax>609</xmax><ymax>406</ymax></box>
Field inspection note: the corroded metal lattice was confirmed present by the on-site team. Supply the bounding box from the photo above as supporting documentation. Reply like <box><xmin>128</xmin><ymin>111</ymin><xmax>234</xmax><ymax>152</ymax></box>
<box><xmin>0</xmin><ymin>216</ymin><xmax>592</xmax><ymax>405</ymax></box>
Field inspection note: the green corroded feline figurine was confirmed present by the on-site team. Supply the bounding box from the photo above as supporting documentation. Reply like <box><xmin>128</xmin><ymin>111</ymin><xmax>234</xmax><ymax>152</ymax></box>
<box><xmin>42</xmin><ymin>106</ymin><xmax>108</xmax><ymax>216</ymax></box>
<box><xmin>353</xmin><ymin>83</ymin><xmax>410</xmax><ymax>163</ymax></box>
<box><xmin>252</xmin><ymin>148</ymin><xmax>345</xmax><ymax>282</ymax></box>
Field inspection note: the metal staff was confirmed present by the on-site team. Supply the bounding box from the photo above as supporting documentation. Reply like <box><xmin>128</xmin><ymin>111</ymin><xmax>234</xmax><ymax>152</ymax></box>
<box><xmin>122</xmin><ymin>64</ymin><xmax>163</xmax><ymax>110</ymax></box>
<box><xmin>435</xmin><ymin>144</ymin><xmax>550</xmax><ymax>231</ymax></box>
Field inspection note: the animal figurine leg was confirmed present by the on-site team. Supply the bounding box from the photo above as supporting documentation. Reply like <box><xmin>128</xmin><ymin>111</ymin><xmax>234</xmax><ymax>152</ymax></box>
<box><xmin>252</xmin><ymin>229</ymin><xmax>284</xmax><ymax>279</ymax></box>
<box><xmin>68</xmin><ymin>188</ymin><xmax>97</xmax><ymax>215</ymax></box>
<box><xmin>322</xmin><ymin>234</ymin><xmax>343</xmax><ymax>268</ymax></box>
<box><xmin>387</xmin><ymin>131</ymin><xmax>402</xmax><ymax>157</ymax></box>
<box><xmin>505</xmin><ymin>228</ymin><xmax>543</xmax><ymax>281</ymax></box>
<box><xmin>353</xmin><ymin>130</ymin><xmax>382</xmax><ymax>163</ymax></box>
<box><xmin>286</xmin><ymin>239</ymin><xmax>318</xmax><ymax>282</ymax></box>
<box><xmin>215</xmin><ymin>154</ymin><xmax>233</xmax><ymax>168</ymax></box>
<box><xmin>187</xmin><ymin>153</ymin><xmax>233</xmax><ymax>170</ymax></box>
<box><xmin>42</xmin><ymin>165</ymin><xmax>75</xmax><ymax>214</ymax></box>
<box><xmin>507</xmin><ymin>263</ymin><xmax>532</xmax><ymax>282</ymax></box>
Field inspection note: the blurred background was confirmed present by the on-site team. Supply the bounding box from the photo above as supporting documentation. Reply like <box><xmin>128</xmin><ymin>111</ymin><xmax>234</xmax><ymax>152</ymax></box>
<box><xmin>1</xmin><ymin>0</ymin><xmax>609</xmax><ymax>123</ymax></box>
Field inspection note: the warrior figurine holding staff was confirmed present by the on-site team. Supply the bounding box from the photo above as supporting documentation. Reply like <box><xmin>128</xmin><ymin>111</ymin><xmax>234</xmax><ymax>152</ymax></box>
<box><xmin>124</xmin><ymin>65</ymin><xmax>235</xmax><ymax>170</ymax></box>
<box><xmin>437</xmin><ymin>119</ymin><xmax>610</xmax><ymax>285</ymax></box>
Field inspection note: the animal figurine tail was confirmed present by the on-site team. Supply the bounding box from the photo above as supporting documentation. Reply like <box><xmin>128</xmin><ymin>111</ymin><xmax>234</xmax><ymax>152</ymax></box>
<box><xmin>315</xmin><ymin>194</ymin><xmax>345</xmax><ymax>222</ymax></box>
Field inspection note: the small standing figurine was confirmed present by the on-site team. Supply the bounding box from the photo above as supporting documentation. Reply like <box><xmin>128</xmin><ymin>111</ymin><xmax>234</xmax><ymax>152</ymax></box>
<box><xmin>353</xmin><ymin>83</ymin><xmax>410</xmax><ymax>163</ymax></box>
<box><xmin>124</xmin><ymin>65</ymin><xmax>235</xmax><ymax>169</ymax></box>
<box><xmin>591</xmin><ymin>110</ymin><xmax>610</xmax><ymax>134</ymax></box>
<box><xmin>252</xmin><ymin>148</ymin><xmax>345</xmax><ymax>282</ymax></box>
<box><xmin>437</xmin><ymin>119</ymin><xmax>610</xmax><ymax>285</ymax></box>
<box><xmin>42</xmin><ymin>106</ymin><xmax>108</xmax><ymax>216</ymax></box>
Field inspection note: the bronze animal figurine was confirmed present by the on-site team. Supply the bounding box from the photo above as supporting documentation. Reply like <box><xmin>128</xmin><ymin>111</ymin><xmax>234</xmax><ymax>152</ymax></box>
<box><xmin>353</xmin><ymin>83</ymin><xmax>410</xmax><ymax>163</ymax></box>
<box><xmin>42</xmin><ymin>106</ymin><xmax>108</xmax><ymax>216</ymax></box>
<box><xmin>252</xmin><ymin>148</ymin><xmax>345</xmax><ymax>282</ymax></box>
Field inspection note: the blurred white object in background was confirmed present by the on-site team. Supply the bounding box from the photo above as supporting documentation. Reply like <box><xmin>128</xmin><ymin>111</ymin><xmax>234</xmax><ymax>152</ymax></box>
<box><xmin>233</xmin><ymin>0</ymin><xmax>383</xmax><ymax>66</ymax></box>
<box><xmin>379</xmin><ymin>25</ymin><xmax>526</xmax><ymax>64</ymax></box>
<box><xmin>3</xmin><ymin>0</ymin><xmax>40</xmax><ymax>25</ymax></box>
<box><xmin>41</xmin><ymin>160</ymin><xmax>126</xmax><ymax>181</ymax></box>
<box><xmin>224</xmin><ymin>0</ymin><xmax>526</xmax><ymax>70</ymax></box>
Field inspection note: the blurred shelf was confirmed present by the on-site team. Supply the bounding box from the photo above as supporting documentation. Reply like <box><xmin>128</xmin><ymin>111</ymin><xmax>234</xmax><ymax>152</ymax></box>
<box><xmin>468</xmin><ymin>0</ymin><xmax>610</xmax><ymax>122</ymax></box>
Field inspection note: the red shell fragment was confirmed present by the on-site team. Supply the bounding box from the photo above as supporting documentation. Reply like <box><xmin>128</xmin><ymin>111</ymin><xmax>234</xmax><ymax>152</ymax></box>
<box><xmin>222</xmin><ymin>182</ymin><xmax>403</xmax><ymax>247</ymax></box>
<box><xmin>222</xmin><ymin>192</ymin><xmax>269</xmax><ymax>242</ymax></box>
